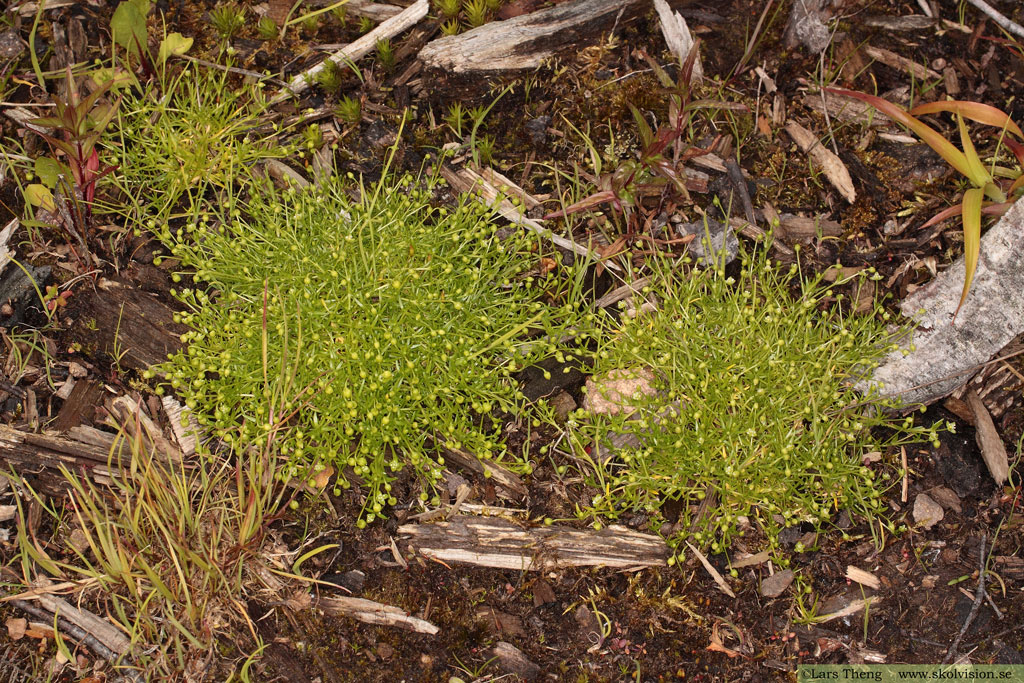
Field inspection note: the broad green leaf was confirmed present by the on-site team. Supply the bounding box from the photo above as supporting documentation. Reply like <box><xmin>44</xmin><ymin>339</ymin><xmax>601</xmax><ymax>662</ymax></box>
<box><xmin>158</xmin><ymin>32</ymin><xmax>193</xmax><ymax>63</ymax></box>
<box><xmin>111</xmin><ymin>0</ymin><xmax>149</xmax><ymax>55</ymax></box>
<box><xmin>34</xmin><ymin>157</ymin><xmax>64</xmax><ymax>187</ymax></box>
<box><xmin>955</xmin><ymin>187</ymin><xmax>984</xmax><ymax>319</ymax></box>
<box><xmin>826</xmin><ymin>88</ymin><xmax>975</xmax><ymax>181</ymax></box>
<box><xmin>910</xmin><ymin>100</ymin><xmax>1023</xmax><ymax>139</ymax></box>
<box><xmin>25</xmin><ymin>184</ymin><xmax>55</xmax><ymax>211</ymax></box>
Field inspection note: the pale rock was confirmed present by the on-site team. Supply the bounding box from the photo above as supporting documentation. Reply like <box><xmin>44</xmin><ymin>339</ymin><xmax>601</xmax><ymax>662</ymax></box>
<box><xmin>913</xmin><ymin>494</ymin><xmax>944</xmax><ymax>529</ymax></box>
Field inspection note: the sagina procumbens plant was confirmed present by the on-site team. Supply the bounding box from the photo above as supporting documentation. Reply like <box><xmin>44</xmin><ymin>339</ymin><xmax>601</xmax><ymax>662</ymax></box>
<box><xmin>153</xmin><ymin>172</ymin><xmax>589</xmax><ymax>522</ymax></box>
<box><xmin>569</xmin><ymin>246</ymin><xmax>942</xmax><ymax>555</ymax></box>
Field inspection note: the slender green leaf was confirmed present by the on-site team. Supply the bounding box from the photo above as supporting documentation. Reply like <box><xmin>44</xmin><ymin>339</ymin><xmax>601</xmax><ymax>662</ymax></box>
<box><xmin>957</xmin><ymin>113</ymin><xmax>997</xmax><ymax>192</ymax></box>
<box><xmin>292</xmin><ymin>543</ymin><xmax>340</xmax><ymax>574</ymax></box>
<box><xmin>910</xmin><ymin>100</ymin><xmax>1023</xmax><ymax>139</ymax></box>
<box><xmin>955</xmin><ymin>187</ymin><xmax>984</xmax><ymax>319</ymax></box>
<box><xmin>825</xmin><ymin>88</ymin><xmax>975</xmax><ymax>181</ymax></box>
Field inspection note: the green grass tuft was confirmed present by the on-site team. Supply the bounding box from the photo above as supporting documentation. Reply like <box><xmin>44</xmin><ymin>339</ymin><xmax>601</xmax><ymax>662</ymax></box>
<box><xmin>570</xmin><ymin>245</ymin><xmax>941</xmax><ymax>553</ymax></box>
<box><xmin>157</xmin><ymin>171</ymin><xmax>588</xmax><ymax>522</ymax></box>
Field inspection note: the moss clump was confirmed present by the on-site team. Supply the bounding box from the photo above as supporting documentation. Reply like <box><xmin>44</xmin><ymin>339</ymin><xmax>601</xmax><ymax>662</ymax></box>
<box><xmin>570</xmin><ymin>246</ymin><xmax>941</xmax><ymax>553</ymax></box>
<box><xmin>155</xmin><ymin>172</ymin><xmax>588</xmax><ymax>521</ymax></box>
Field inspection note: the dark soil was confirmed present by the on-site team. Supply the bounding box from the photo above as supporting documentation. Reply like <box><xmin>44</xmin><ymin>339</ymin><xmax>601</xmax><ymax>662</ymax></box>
<box><xmin>0</xmin><ymin>0</ymin><xmax>1022</xmax><ymax>681</ymax></box>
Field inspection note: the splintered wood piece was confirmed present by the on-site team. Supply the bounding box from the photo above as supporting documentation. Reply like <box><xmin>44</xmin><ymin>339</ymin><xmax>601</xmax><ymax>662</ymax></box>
<box><xmin>686</xmin><ymin>541</ymin><xmax>736</xmax><ymax>598</ymax></box>
<box><xmin>275</xmin><ymin>0</ymin><xmax>429</xmax><ymax>101</ymax></box>
<box><xmin>399</xmin><ymin>515</ymin><xmax>668</xmax><ymax>570</ymax></box>
<box><xmin>0</xmin><ymin>218</ymin><xmax>16</xmax><ymax>274</ymax></box>
<box><xmin>51</xmin><ymin>379</ymin><xmax>104</xmax><ymax>433</ymax></box>
<box><xmin>785</xmin><ymin>120</ymin><xmax>856</xmax><ymax>203</ymax></box>
<box><xmin>440</xmin><ymin>164</ymin><xmax>620</xmax><ymax>271</ymax></box>
<box><xmin>845</xmin><ymin>565</ymin><xmax>881</xmax><ymax>590</ymax></box>
<box><xmin>318</xmin><ymin>596</ymin><xmax>438</xmax><ymax>634</ymax></box>
<box><xmin>653</xmin><ymin>0</ymin><xmax>702</xmax><ymax>81</ymax></box>
<box><xmin>106</xmin><ymin>395</ymin><xmax>182</xmax><ymax>463</ymax></box>
<box><xmin>419</xmin><ymin>0</ymin><xmax>649</xmax><ymax>74</ymax></box>
<box><xmin>0</xmin><ymin>423</ymin><xmax>169</xmax><ymax>495</ymax></box>
<box><xmin>965</xmin><ymin>390</ymin><xmax>1009</xmax><ymax>485</ymax></box>
<box><xmin>443</xmin><ymin>447</ymin><xmax>527</xmax><ymax>501</ymax></box>
<box><xmin>862</xmin><ymin>45</ymin><xmax>941</xmax><ymax>80</ymax></box>
<box><xmin>161</xmin><ymin>396</ymin><xmax>198</xmax><ymax>457</ymax></box>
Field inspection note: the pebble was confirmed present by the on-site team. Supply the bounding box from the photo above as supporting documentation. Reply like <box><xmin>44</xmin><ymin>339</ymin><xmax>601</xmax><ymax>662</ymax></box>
<box><xmin>913</xmin><ymin>493</ymin><xmax>944</xmax><ymax>529</ymax></box>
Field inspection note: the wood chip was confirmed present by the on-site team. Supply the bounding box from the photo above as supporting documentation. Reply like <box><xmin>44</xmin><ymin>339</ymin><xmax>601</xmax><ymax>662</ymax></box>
<box><xmin>730</xmin><ymin>550</ymin><xmax>769</xmax><ymax>569</ymax></box>
<box><xmin>686</xmin><ymin>542</ymin><xmax>736</xmax><ymax>598</ymax></box>
<box><xmin>440</xmin><ymin>164</ymin><xmax>620</xmax><ymax>271</ymax></box>
<box><xmin>443</xmin><ymin>447</ymin><xmax>527</xmax><ymax>501</ymax></box>
<box><xmin>161</xmin><ymin>395</ymin><xmax>198</xmax><ymax>457</ymax></box>
<box><xmin>493</xmin><ymin>641</ymin><xmax>541</xmax><ymax>681</ymax></box>
<box><xmin>965</xmin><ymin>390</ymin><xmax>1009</xmax><ymax>485</ymax></box>
<box><xmin>817</xmin><ymin>596</ymin><xmax>880</xmax><ymax>623</ymax></box>
<box><xmin>419</xmin><ymin>0</ymin><xmax>645</xmax><ymax>74</ymax></box>
<box><xmin>653</xmin><ymin>0</ymin><xmax>702</xmax><ymax>81</ymax></box>
<box><xmin>760</xmin><ymin>569</ymin><xmax>795</xmax><ymax>598</ymax></box>
<box><xmin>862</xmin><ymin>44</ymin><xmax>941</xmax><ymax>80</ymax></box>
<box><xmin>803</xmin><ymin>92</ymin><xmax>893</xmax><ymax>128</ymax></box>
<box><xmin>318</xmin><ymin>595</ymin><xmax>439</xmax><ymax>634</ymax></box>
<box><xmin>785</xmin><ymin>120</ymin><xmax>856</xmax><ymax>203</ymax></box>
<box><xmin>845</xmin><ymin>565</ymin><xmax>881</xmax><ymax>590</ymax></box>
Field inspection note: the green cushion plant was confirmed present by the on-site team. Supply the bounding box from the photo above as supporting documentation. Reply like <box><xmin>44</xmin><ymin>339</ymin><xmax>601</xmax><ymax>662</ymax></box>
<box><xmin>150</xmin><ymin>171</ymin><xmax>589</xmax><ymax>523</ymax></box>
<box><xmin>568</xmin><ymin>245</ymin><xmax>943</xmax><ymax>555</ymax></box>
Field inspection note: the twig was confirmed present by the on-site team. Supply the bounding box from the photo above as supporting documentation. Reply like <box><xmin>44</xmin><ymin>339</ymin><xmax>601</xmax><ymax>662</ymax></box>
<box><xmin>943</xmin><ymin>533</ymin><xmax>988</xmax><ymax>664</ymax></box>
<box><xmin>961</xmin><ymin>0</ymin><xmax>1024</xmax><ymax>39</ymax></box>
<box><xmin>8</xmin><ymin>598</ymin><xmax>130</xmax><ymax>671</ymax></box>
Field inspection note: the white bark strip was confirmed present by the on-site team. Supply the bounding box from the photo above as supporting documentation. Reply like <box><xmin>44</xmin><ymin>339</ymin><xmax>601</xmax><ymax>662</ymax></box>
<box><xmin>274</xmin><ymin>0</ymin><xmax>429</xmax><ymax>101</ymax></box>
<box><xmin>419</xmin><ymin>0</ymin><xmax>645</xmax><ymax>74</ymax></box>
<box><xmin>862</xmin><ymin>199</ymin><xmax>1024</xmax><ymax>406</ymax></box>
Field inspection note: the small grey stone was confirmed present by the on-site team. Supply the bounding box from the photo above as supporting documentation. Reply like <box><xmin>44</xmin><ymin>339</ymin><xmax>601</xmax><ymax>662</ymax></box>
<box><xmin>761</xmin><ymin>569</ymin><xmax>795</xmax><ymax>598</ymax></box>
<box><xmin>913</xmin><ymin>493</ymin><xmax>944</xmax><ymax>529</ymax></box>
<box><xmin>0</xmin><ymin>29</ymin><xmax>24</xmax><ymax>60</ymax></box>
<box><xmin>677</xmin><ymin>218</ymin><xmax>739</xmax><ymax>266</ymax></box>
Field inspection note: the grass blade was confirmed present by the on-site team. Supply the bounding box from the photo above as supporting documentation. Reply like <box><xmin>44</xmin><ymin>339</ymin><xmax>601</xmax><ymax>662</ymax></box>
<box><xmin>910</xmin><ymin>100</ymin><xmax>1023</xmax><ymax>139</ymax></box>
<box><xmin>825</xmin><ymin>88</ymin><xmax>977</xmax><ymax>182</ymax></box>
<box><xmin>955</xmin><ymin>187</ymin><xmax>984</xmax><ymax>320</ymax></box>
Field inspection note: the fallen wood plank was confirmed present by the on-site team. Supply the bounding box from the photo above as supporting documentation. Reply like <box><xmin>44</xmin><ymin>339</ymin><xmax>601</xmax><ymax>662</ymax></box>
<box><xmin>862</xmin><ymin>198</ymin><xmax>1024</xmax><ymax>405</ymax></box>
<box><xmin>399</xmin><ymin>515</ymin><xmax>668</xmax><ymax>570</ymax></box>
<box><xmin>419</xmin><ymin>0</ymin><xmax>651</xmax><ymax>74</ymax></box>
